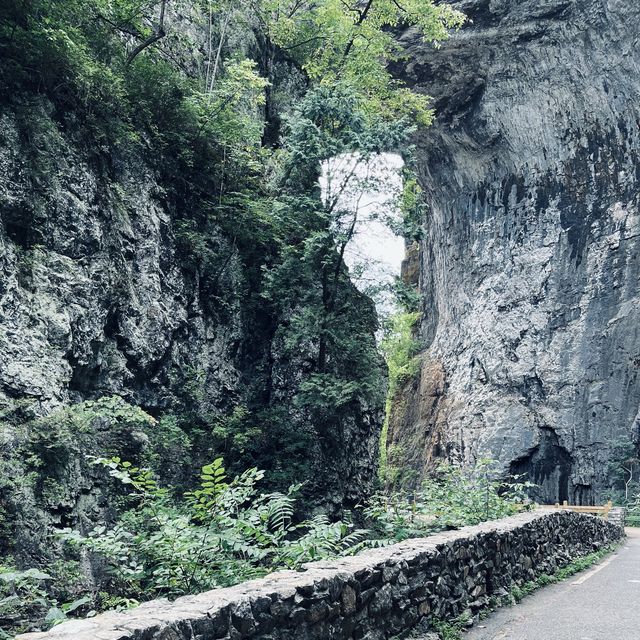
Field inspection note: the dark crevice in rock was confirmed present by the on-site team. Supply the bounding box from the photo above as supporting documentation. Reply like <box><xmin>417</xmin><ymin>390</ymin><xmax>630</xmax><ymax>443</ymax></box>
<box><xmin>510</xmin><ymin>427</ymin><xmax>573</xmax><ymax>504</ymax></box>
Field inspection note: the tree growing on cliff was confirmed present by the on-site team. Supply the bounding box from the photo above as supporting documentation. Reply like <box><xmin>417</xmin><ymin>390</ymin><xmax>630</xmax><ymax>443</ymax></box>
<box><xmin>260</xmin><ymin>85</ymin><xmax>410</xmax><ymax>439</ymax></box>
<box><xmin>252</xmin><ymin>0</ymin><xmax>465</xmax><ymax>123</ymax></box>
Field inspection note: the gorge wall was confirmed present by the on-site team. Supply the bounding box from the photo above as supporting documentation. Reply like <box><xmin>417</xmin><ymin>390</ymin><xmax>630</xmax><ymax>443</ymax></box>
<box><xmin>0</xmin><ymin>3</ymin><xmax>384</xmax><ymax>566</ymax></box>
<box><xmin>389</xmin><ymin>0</ymin><xmax>640</xmax><ymax>503</ymax></box>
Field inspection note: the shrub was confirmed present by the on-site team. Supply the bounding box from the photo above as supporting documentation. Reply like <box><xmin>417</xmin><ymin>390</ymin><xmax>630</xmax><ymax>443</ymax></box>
<box><xmin>417</xmin><ymin>460</ymin><xmax>534</xmax><ymax>528</ymax></box>
<box><xmin>0</xmin><ymin>565</ymin><xmax>90</xmax><ymax>638</ymax></box>
<box><xmin>60</xmin><ymin>457</ymin><xmax>374</xmax><ymax>600</ymax></box>
<box><xmin>365</xmin><ymin>459</ymin><xmax>534</xmax><ymax>538</ymax></box>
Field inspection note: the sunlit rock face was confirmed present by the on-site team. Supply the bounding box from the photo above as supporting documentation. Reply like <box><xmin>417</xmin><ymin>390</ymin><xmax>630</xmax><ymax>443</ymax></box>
<box><xmin>389</xmin><ymin>0</ymin><xmax>640</xmax><ymax>503</ymax></box>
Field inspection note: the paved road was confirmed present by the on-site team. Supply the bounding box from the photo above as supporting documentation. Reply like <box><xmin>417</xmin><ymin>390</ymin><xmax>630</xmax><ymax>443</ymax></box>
<box><xmin>460</xmin><ymin>528</ymin><xmax>640</xmax><ymax>640</ymax></box>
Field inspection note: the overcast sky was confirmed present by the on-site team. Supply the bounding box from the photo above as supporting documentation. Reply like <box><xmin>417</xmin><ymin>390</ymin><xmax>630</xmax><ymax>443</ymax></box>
<box><xmin>320</xmin><ymin>152</ymin><xmax>406</xmax><ymax>315</ymax></box>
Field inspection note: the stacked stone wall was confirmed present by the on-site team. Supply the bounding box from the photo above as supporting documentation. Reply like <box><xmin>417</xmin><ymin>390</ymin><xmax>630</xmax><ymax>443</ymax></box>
<box><xmin>19</xmin><ymin>510</ymin><xmax>623</xmax><ymax>640</ymax></box>
<box><xmin>608</xmin><ymin>507</ymin><xmax>626</xmax><ymax>528</ymax></box>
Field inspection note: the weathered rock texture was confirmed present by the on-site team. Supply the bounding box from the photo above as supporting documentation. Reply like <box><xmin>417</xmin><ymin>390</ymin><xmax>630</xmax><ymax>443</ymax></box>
<box><xmin>17</xmin><ymin>510</ymin><xmax>623</xmax><ymax>640</ymax></box>
<box><xmin>0</xmin><ymin>7</ymin><xmax>383</xmax><ymax>551</ymax></box>
<box><xmin>389</xmin><ymin>0</ymin><xmax>640</xmax><ymax>503</ymax></box>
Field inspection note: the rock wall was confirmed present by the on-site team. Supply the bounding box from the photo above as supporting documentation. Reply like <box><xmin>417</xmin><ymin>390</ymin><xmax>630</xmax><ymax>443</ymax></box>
<box><xmin>0</xmin><ymin>103</ymin><xmax>238</xmax><ymax>414</ymax></box>
<box><xmin>389</xmin><ymin>0</ymin><xmax>640</xmax><ymax>503</ymax></box>
<box><xmin>17</xmin><ymin>510</ymin><xmax>623</xmax><ymax>640</ymax></box>
<box><xmin>0</xmin><ymin>7</ymin><xmax>383</xmax><ymax>549</ymax></box>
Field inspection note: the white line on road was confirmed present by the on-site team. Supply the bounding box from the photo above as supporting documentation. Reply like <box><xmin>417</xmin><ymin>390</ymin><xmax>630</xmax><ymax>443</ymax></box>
<box><xmin>571</xmin><ymin>554</ymin><xmax>617</xmax><ymax>585</ymax></box>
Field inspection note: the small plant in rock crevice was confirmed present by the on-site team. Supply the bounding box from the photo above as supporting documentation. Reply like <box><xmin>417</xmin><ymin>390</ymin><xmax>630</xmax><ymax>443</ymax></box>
<box><xmin>430</xmin><ymin>612</ymin><xmax>473</xmax><ymax>640</ymax></box>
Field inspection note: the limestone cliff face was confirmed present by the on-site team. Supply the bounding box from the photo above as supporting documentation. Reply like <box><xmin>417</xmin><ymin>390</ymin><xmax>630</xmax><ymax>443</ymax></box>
<box><xmin>0</xmin><ymin>95</ymin><xmax>381</xmax><ymax>536</ymax></box>
<box><xmin>0</xmin><ymin>103</ymin><xmax>240</xmax><ymax>414</ymax></box>
<box><xmin>389</xmin><ymin>0</ymin><xmax>640</xmax><ymax>503</ymax></box>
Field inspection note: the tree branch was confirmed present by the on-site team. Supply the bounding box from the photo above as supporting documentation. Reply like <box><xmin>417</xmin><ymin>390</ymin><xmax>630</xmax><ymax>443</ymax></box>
<box><xmin>288</xmin><ymin>0</ymin><xmax>308</xmax><ymax>19</ymax></box>
<box><xmin>391</xmin><ymin>0</ymin><xmax>408</xmax><ymax>15</ymax></box>
<box><xmin>126</xmin><ymin>0</ymin><xmax>168</xmax><ymax>65</ymax></box>
<box><xmin>207</xmin><ymin>8</ymin><xmax>231</xmax><ymax>93</ymax></box>
<box><xmin>280</xmin><ymin>35</ymin><xmax>328</xmax><ymax>51</ymax></box>
<box><xmin>343</xmin><ymin>0</ymin><xmax>375</xmax><ymax>59</ymax></box>
<box><xmin>95</xmin><ymin>12</ymin><xmax>144</xmax><ymax>39</ymax></box>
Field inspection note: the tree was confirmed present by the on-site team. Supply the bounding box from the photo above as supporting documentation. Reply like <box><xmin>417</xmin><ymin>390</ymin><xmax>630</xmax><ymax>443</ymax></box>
<box><xmin>238</xmin><ymin>85</ymin><xmax>410</xmax><ymax>503</ymax></box>
<box><xmin>607</xmin><ymin>438</ymin><xmax>640</xmax><ymax>503</ymax></box>
<box><xmin>258</xmin><ymin>0</ymin><xmax>465</xmax><ymax>123</ymax></box>
<box><xmin>192</xmin><ymin>1</ymin><xmax>465</xmax><ymax>143</ymax></box>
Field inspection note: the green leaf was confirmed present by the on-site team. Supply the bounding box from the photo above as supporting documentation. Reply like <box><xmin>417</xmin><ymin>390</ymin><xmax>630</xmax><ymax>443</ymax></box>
<box><xmin>45</xmin><ymin>606</ymin><xmax>67</xmax><ymax>626</ymax></box>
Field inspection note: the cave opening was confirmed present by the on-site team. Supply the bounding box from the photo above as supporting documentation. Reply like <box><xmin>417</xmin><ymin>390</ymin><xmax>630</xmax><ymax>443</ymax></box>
<box><xmin>510</xmin><ymin>427</ymin><xmax>574</xmax><ymax>504</ymax></box>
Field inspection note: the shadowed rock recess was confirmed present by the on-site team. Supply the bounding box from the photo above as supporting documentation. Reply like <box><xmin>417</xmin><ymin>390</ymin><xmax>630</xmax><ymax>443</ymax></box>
<box><xmin>389</xmin><ymin>0</ymin><xmax>640</xmax><ymax>503</ymax></box>
<box><xmin>16</xmin><ymin>511</ymin><xmax>623</xmax><ymax>640</ymax></box>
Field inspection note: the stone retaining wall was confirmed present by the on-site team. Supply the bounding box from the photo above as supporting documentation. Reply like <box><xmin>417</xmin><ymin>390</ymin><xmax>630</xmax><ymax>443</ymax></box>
<box><xmin>19</xmin><ymin>510</ymin><xmax>623</xmax><ymax>640</ymax></box>
<box><xmin>608</xmin><ymin>507</ymin><xmax>627</xmax><ymax>529</ymax></box>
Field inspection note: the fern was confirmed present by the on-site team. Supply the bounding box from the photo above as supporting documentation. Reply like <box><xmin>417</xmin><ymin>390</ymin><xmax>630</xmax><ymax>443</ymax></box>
<box><xmin>60</xmin><ymin>457</ymin><xmax>378</xmax><ymax>599</ymax></box>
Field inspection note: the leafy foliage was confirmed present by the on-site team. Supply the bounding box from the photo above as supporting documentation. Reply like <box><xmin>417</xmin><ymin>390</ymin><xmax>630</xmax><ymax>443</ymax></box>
<box><xmin>398</xmin><ymin>170</ymin><xmax>427</xmax><ymax>241</ymax></box>
<box><xmin>0</xmin><ymin>566</ymin><xmax>56</xmax><ymax>638</ymax></box>
<box><xmin>605</xmin><ymin>437</ymin><xmax>640</xmax><ymax>505</ymax></box>
<box><xmin>380</xmin><ymin>311</ymin><xmax>421</xmax><ymax>398</ymax></box>
<box><xmin>361</xmin><ymin>492</ymin><xmax>433</xmax><ymax>542</ymax></box>
<box><xmin>60</xmin><ymin>457</ymin><xmax>374</xmax><ymax>600</ymax></box>
<box><xmin>257</xmin><ymin>0</ymin><xmax>465</xmax><ymax>124</ymax></box>
<box><xmin>0</xmin><ymin>565</ymin><xmax>90</xmax><ymax>638</ymax></box>
<box><xmin>0</xmin><ymin>402</ymin><xmax>152</xmax><ymax>632</ymax></box>
<box><xmin>0</xmin><ymin>1</ymin><xmax>473</xmax><ymax>633</ymax></box>
<box><xmin>252</xmin><ymin>84</ymin><xmax>413</xmax><ymax>485</ymax></box>
<box><xmin>366</xmin><ymin>460</ymin><xmax>534</xmax><ymax>539</ymax></box>
<box><xmin>24</xmin><ymin>397</ymin><xmax>156</xmax><ymax>456</ymax></box>
<box><xmin>417</xmin><ymin>460</ymin><xmax>534</xmax><ymax>528</ymax></box>
<box><xmin>430</xmin><ymin>612</ymin><xmax>473</xmax><ymax>640</ymax></box>
<box><xmin>377</xmin><ymin>311</ymin><xmax>421</xmax><ymax>485</ymax></box>
<box><xmin>0</xmin><ymin>0</ymin><xmax>466</xmax><ymax>505</ymax></box>
<box><xmin>59</xmin><ymin>456</ymin><xmax>530</xmax><ymax>604</ymax></box>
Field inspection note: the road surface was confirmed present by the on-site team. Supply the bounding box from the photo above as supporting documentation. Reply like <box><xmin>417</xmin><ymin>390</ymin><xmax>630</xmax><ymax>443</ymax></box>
<box><xmin>460</xmin><ymin>528</ymin><xmax>640</xmax><ymax>640</ymax></box>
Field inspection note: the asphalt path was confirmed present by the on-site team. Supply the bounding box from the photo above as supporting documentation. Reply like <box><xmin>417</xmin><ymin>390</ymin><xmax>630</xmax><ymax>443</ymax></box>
<box><xmin>461</xmin><ymin>528</ymin><xmax>640</xmax><ymax>640</ymax></box>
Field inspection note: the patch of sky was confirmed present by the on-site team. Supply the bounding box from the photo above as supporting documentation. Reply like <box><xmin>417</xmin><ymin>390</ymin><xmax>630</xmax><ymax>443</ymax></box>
<box><xmin>320</xmin><ymin>152</ymin><xmax>405</xmax><ymax>318</ymax></box>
